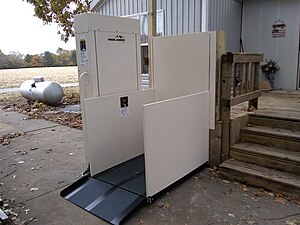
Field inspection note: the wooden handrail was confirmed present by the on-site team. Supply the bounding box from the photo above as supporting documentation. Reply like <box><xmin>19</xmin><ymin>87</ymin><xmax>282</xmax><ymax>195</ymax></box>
<box><xmin>220</xmin><ymin>52</ymin><xmax>264</xmax><ymax>162</ymax></box>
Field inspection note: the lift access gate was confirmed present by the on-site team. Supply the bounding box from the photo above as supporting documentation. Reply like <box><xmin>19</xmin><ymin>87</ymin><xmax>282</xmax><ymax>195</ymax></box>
<box><xmin>61</xmin><ymin>13</ymin><xmax>217</xmax><ymax>224</ymax></box>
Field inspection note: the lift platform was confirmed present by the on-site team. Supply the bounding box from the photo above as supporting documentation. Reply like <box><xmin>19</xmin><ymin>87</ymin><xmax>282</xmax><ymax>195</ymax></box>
<box><xmin>61</xmin><ymin>13</ymin><xmax>217</xmax><ymax>225</ymax></box>
<box><xmin>61</xmin><ymin>155</ymin><xmax>146</xmax><ymax>225</ymax></box>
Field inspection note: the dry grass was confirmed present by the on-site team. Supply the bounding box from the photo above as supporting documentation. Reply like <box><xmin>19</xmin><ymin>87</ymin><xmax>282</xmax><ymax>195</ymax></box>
<box><xmin>0</xmin><ymin>66</ymin><xmax>78</xmax><ymax>89</ymax></box>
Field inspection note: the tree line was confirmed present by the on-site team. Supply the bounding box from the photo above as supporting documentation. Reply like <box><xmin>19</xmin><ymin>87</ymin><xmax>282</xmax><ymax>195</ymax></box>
<box><xmin>0</xmin><ymin>48</ymin><xmax>77</xmax><ymax>69</ymax></box>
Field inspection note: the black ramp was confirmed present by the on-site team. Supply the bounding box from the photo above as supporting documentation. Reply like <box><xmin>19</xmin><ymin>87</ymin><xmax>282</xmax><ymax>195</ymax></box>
<box><xmin>60</xmin><ymin>155</ymin><xmax>147</xmax><ymax>225</ymax></box>
<box><xmin>95</xmin><ymin>155</ymin><xmax>146</xmax><ymax>196</ymax></box>
<box><xmin>91</xmin><ymin>188</ymin><xmax>144</xmax><ymax>225</ymax></box>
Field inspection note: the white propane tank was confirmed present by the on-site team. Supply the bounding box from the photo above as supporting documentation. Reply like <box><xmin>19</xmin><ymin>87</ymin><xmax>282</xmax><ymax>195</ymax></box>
<box><xmin>20</xmin><ymin>77</ymin><xmax>64</xmax><ymax>105</ymax></box>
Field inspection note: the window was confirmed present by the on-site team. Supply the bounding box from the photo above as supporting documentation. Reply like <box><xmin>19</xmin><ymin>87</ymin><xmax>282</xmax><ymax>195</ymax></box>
<box><xmin>126</xmin><ymin>10</ymin><xmax>165</xmax><ymax>44</ymax></box>
<box><xmin>126</xmin><ymin>10</ymin><xmax>165</xmax><ymax>82</ymax></box>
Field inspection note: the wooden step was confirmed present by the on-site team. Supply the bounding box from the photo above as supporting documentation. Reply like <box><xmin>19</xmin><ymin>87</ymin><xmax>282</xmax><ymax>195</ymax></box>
<box><xmin>249</xmin><ymin>113</ymin><xmax>300</xmax><ymax>131</ymax></box>
<box><xmin>219</xmin><ymin>159</ymin><xmax>300</xmax><ymax>198</ymax></box>
<box><xmin>241</xmin><ymin>125</ymin><xmax>300</xmax><ymax>151</ymax></box>
<box><xmin>230</xmin><ymin>142</ymin><xmax>300</xmax><ymax>175</ymax></box>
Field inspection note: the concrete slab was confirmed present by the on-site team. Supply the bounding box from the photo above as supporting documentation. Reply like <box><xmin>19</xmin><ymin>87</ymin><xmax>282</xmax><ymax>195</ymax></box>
<box><xmin>0</xmin><ymin>109</ymin><xmax>299</xmax><ymax>225</ymax></box>
<box><xmin>0</xmin><ymin>110</ymin><xmax>58</xmax><ymax>136</ymax></box>
<box><xmin>0</xmin><ymin>125</ymin><xmax>85</xmax><ymax>202</ymax></box>
<box><xmin>128</xmin><ymin>168</ymin><xmax>300</xmax><ymax>225</ymax></box>
<box><xmin>13</xmin><ymin>189</ymin><xmax>103</xmax><ymax>225</ymax></box>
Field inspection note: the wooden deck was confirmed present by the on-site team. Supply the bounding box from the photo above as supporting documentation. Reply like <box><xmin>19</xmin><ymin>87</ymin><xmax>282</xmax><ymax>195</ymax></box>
<box><xmin>219</xmin><ymin>90</ymin><xmax>300</xmax><ymax>198</ymax></box>
<box><xmin>231</xmin><ymin>90</ymin><xmax>300</xmax><ymax>119</ymax></box>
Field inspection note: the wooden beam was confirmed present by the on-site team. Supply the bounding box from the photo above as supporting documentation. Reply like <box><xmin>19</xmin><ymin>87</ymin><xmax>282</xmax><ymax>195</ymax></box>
<box><xmin>215</xmin><ymin>31</ymin><xmax>226</xmax><ymax>122</ymax></box>
<box><xmin>232</xmin><ymin>53</ymin><xmax>264</xmax><ymax>63</ymax></box>
<box><xmin>148</xmin><ymin>0</ymin><xmax>156</xmax><ymax>88</ymax></box>
<box><xmin>209</xmin><ymin>121</ymin><xmax>222</xmax><ymax>167</ymax></box>
<box><xmin>230</xmin><ymin>114</ymin><xmax>249</xmax><ymax>146</ymax></box>
<box><xmin>230</xmin><ymin>90</ymin><xmax>262</xmax><ymax>107</ymax></box>
<box><xmin>220</xmin><ymin>55</ymin><xmax>232</xmax><ymax>162</ymax></box>
<box><xmin>209</xmin><ymin>31</ymin><xmax>226</xmax><ymax>167</ymax></box>
<box><xmin>249</xmin><ymin>62</ymin><xmax>260</xmax><ymax>109</ymax></box>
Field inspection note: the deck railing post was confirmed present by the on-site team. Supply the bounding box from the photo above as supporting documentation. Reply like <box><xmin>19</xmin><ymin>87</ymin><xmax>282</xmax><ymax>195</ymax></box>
<box><xmin>249</xmin><ymin>62</ymin><xmax>260</xmax><ymax>109</ymax></box>
<box><xmin>220</xmin><ymin>53</ymin><xmax>233</xmax><ymax>162</ymax></box>
<box><xmin>209</xmin><ymin>31</ymin><xmax>226</xmax><ymax>167</ymax></box>
<box><xmin>219</xmin><ymin>52</ymin><xmax>264</xmax><ymax>164</ymax></box>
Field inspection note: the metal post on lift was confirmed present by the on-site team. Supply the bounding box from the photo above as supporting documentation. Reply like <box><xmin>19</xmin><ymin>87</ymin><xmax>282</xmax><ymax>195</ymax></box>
<box><xmin>148</xmin><ymin>0</ymin><xmax>156</xmax><ymax>88</ymax></box>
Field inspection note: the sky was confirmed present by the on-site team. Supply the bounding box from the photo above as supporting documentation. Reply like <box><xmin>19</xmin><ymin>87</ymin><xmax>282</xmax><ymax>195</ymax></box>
<box><xmin>0</xmin><ymin>0</ymin><xmax>76</xmax><ymax>55</ymax></box>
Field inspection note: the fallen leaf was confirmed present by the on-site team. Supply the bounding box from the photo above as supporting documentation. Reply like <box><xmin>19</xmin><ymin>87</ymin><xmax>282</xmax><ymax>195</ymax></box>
<box><xmin>243</xmin><ymin>187</ymin><xmax>249</xmax><ymax>192</ymax></box>
<box><xmin>224</xmin><ymin>188</ymin><xmax>233</xmax><ymax>195</ymax></box>
<box><xmin>254</xmin><ymin>191</ymin><xmax>263</xmax><ymax>197</ymax></box>
<box><xmin>222</xmin><ymin>179</ymin><xmax>230</xmax><ymax>184</ymax></box>
<box><xmin>4</xmin><ymin>209</ymin><xmax>17</xmax><ymax>216</ymax></box>
<box><xmin>228</xmin><ymin>213</ymin><xmax>235</xmax><ymax>218</ymax></box>
<box><xmin>30</xmin><ymin>187</ymin><xmax>39</xmax><ymax>192</ymax></box>
<box><xmin>275</xmin><ymin>197</ymin><xmax>287</xmax><ymax>205</ymax></box>
<box><xmin>243</xmin><ymin>194</ymin><xmax>250</xmax><ymax>198</ymax></box>
<box><xmin>285</xmin><ymin>221</ymin><xmax>296</xmax><ymax>225</ymax></box>
<box><xmin>36</xmin><ymin>165</ymin><xmax>42</xmax><ymax>170</ymax></box>
<box><xmin>157</xmin><ymin>202</ymin><xmax>170</xmax><ymax>209</ymax></box>
<box><xmin>26</xmin><ymin>218</ymin><xmax>37</xmax><ymax>224</ymax></box>
<box><xmin>138</xmin><ymin>219</ymin><xmax>145</xmax><ymax>224</ymax></box>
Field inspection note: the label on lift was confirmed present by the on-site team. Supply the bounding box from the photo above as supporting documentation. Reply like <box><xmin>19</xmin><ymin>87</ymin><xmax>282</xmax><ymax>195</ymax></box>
<box><xmin>120</xmin><ymin>107</ymin><xmax>129</xmax><ymax>117</ymax></box>
<box><xmin>79</xmin><ymin>39</ymin><xmax>89</xmax><ymax>66</ymax></box>
<box><xmin>120</xmin><ymin>96</ymin><xmax>129</xmax><ymax>117</ymax></box>
<box><xmin>108</xmin><ymin>35</ymin><xmax>126</xmax><ymax>43</ymax></box>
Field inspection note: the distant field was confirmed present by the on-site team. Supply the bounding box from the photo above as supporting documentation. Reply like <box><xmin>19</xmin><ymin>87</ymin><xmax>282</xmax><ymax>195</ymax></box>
<box><xmin>0</xmin><ymin>66</ymin><xmax>78</xmax><ymax>89</ymax></box>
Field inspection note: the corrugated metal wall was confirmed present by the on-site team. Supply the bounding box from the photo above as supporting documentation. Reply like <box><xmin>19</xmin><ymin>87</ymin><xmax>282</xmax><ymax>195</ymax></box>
<box><xmin>94</xmin><ymin>0</ymin><xmax>242</xmax><ymax>50</ymax></box>
<box><xmin>95</xmin><ymin>0</ymin><xmax>202</xmax><ymax>36</ymax></box>
<box><xmin>207</xmin><ymin>0</ymin><xmax>242</xmax><ymax>51</ymax></box>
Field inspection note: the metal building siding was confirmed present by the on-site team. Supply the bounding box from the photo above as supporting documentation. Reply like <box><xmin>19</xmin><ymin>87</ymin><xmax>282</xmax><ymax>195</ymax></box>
<box><xmin>207</xmin><ymin>0</ymin><xmax>242</xmax><ymax>51</ymax></box>
<box><xmin>163</xmin><ymin>0</ymin><xmax>202</xmax><ymax>35</ymax></box>
<box><xmin>95</xmin><ymin>0</ymin><xmax>202</xmax><ymax>36</ymax></box>
<box><xmin>95</xmin><ymin>0</ymin><xmax>141</xmax><ymax>16</ymax></box>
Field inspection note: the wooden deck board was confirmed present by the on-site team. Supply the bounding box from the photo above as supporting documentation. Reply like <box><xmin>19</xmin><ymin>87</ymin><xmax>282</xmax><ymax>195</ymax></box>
<box><xmin>231</xmin><ymin>142</ymin><xmax>300</xmax><ymax>162</ymax></box>
<box><xmin>230</xmin><ymin>142</ymin><xmax>300</xmax><ymax>175</ymax></box>
<box><xmin>249</xmin><ymin>114</ymin><xmax>300</xmax><ymax>131</ymax></box>
<box><xmin>220</xmin><ymin>159</ymin><xmax>300</xmax><ymax>198</ymax></box>
<box><xmin>242</xmin><ymin>125</ymin><xmax>300</xmax><ymax>140</ymax></box>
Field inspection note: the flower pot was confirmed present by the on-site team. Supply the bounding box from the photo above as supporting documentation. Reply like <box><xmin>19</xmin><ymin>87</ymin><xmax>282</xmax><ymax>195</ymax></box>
<box><xmin>265</xmin><ymin>72</ymin><xmax>275</xmax><ymax>90</ymax></box>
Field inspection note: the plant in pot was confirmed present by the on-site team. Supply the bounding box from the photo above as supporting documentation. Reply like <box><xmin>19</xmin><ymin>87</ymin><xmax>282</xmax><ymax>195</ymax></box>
<box><xmin>260</xmin><ymin>59</ymin><xmax>280</xmax><ymax>90</ymax></box>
